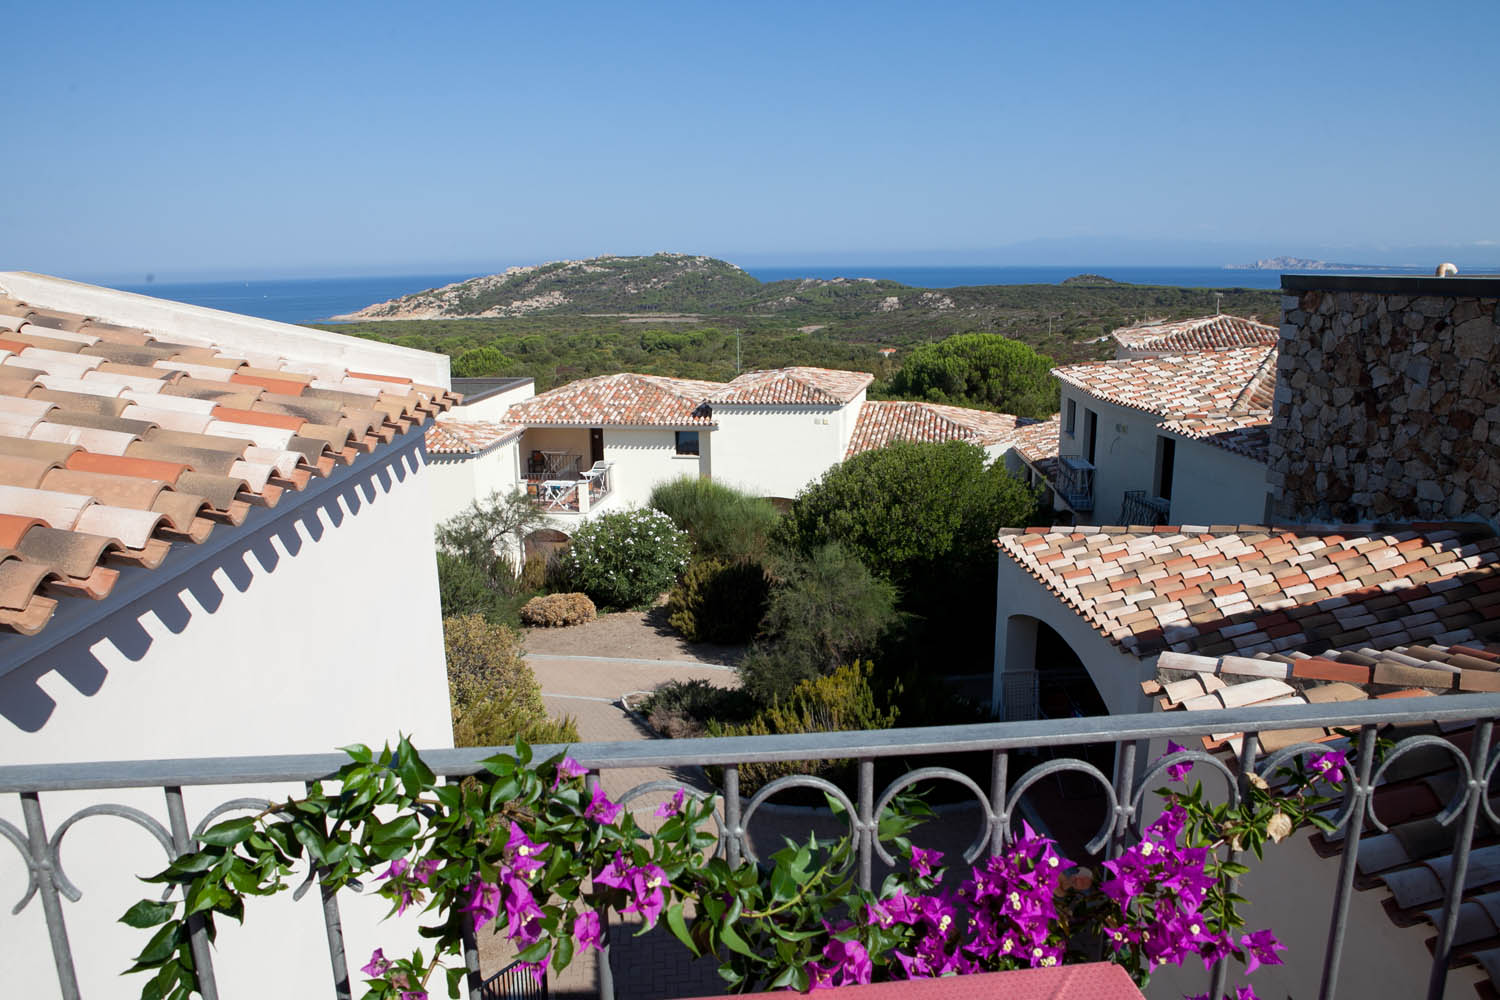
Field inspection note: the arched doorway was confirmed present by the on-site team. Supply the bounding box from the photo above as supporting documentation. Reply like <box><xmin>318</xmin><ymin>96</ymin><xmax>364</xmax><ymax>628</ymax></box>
<box><xmin>523</xmin><ymin>528</ymin><xmax>571</xmax><ymax>562</ymax></box>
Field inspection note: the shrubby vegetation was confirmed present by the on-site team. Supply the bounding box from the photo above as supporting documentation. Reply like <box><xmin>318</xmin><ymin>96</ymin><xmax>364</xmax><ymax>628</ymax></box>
<box><xmin>777</xmin><ymin>440</ymin><xmax>1038</xmax><ymax>668</ymax></box>
<box><xmin>649</xmin><ymin>477</ymin><xmax>780</xmax><ymax>564</ymax></box>
<box><xmin>443</xmin><ymin>615</ymin><xmax>577</xmax><ymax>746</ymax></box>
<box><xmin>519</xmin><ymin>592</ymin><xmax>596</xmax><ymax>628</ymax></box>
<box><xmin>707</xmin><ymin>661</ymin><xmax>901</xmax><ymax>794</ymax></box>
<box><xmin>885</xmin><ymin>333</ymin><xmax>1058</xmax><ymax>417</ymax></box>
<box><xmin>636</xmin><ymin>678</ymin><xmax>760</xmax><ymax>739</ymax></box>
<box><xmin>665</xmin><ymin>558</ymin><xmax>769</xmax><ymax>645</ymax></box>
<box><xmin>558</xmin><ymin>508</ymin><xmax>692</xmax><ymax>610</ymax></box>
<box><xmin>737</xmin><ymin>544</ymin><xmax>899</xmax><ymax>702</ymax></box>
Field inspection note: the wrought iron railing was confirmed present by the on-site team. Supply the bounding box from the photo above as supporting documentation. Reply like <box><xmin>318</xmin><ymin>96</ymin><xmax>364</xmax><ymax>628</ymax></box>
<box><xmin>481</xmin><ymin>957</ymin><xmax>549</xmax><ymax>999</ymax></box>
<box><xmin>4</xmin><ymin>694</ymin><xmax>1500</xmax><ymax>1000</ymax></box>
<box><xmin>1057</xmin><ymin>454</ymin><xmax>1095</xmax><ymax>512</ymax></box>
<box><xmin>1120</xmin><ymin>489</ymin><xmax>1170</xmax><ymax>525</ymax></box>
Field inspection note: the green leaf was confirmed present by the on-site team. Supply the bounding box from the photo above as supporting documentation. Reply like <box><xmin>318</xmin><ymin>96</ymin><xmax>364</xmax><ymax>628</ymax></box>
<box><xmin>667</xmin><ymin>902</ymin><xmax>699</xmax><ymax>957</ymax></box>
<box><xmin>720</xmin><ymin>919</ymin><xmax>757</xmax><ymax>959</ymax></box>
<box><xmin>198</xmin><ymin>817</ymin><xmax>256</xmax><ymax>847</ymax></box>
<box><xmin>120</xmin><ymin>899</ymin><xmax>177</xmax><ymax>928</ymax></box>
<box><xmin>133</xmin><ymin>921</ymin><xmax>183</xmax><ymax>966</ymax></box>
<box><xmin>340</xmin><ymin>743</ymin><xmax>373</xmax><ymax>764</ymax></box>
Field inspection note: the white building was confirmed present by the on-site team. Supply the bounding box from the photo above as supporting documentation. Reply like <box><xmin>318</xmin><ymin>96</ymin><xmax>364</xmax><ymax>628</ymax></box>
<box><xmin>1047</xmin><ymin>345</ymin><xmax>1277</xmax><ymax>526</ymax></box>
<box><xmin>0</xmin><ymin>273</ymin><xmax>456</xmax><ymax>999</ymax></box>
<box><xmin>423</xmin><ymin>366</ymin><xmax>1052</xmax><ymax>549</ymax></box>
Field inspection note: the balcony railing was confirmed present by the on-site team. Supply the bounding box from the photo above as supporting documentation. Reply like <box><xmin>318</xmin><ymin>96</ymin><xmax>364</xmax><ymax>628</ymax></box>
<box><xmin>1057</xmin><ymin>455</ymin><xmax>1095</xmax><ymax>512</ymax></box>
<box><xmin>5</xmin><ymin>694</ymin><xmax>1500</xmax><ymax>1000</ymax></box>
<box><xmin>1120</xmin><ymin>489</ymin><xmax>1170</xmax><ymax>525</ymax></box>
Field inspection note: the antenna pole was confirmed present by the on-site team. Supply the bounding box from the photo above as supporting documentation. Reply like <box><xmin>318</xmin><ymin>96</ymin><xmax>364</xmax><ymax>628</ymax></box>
<box><xmin>736</xmin><ymin>331</ymin><xmax>742</xmax><ymax>374</ymax></box>
<box><xmin>1213</xmin><ymin>292</ymin><xmax>1223</xmax><ymax>315</ymax></box>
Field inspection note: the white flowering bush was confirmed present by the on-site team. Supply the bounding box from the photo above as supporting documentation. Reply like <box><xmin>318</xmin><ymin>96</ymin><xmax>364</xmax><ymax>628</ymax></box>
<box><xmin>561</xmin><ymin>508</ymin><xmax>691</xmax><ymax>609</ymax></box>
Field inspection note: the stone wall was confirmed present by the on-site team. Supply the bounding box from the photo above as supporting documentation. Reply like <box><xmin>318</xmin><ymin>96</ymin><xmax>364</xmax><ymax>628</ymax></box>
<box><xmin>1270</xmin><ymin>276</ymin><xmax>1500</xmax><ymax>524</ymax></box>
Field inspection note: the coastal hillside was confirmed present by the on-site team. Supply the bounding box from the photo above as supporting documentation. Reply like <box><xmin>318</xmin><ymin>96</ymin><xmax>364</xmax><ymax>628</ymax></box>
<box><xmin>321</xmin><ymin>253</ymin><xmax>1281</xmax><ymax>389</ymax></box>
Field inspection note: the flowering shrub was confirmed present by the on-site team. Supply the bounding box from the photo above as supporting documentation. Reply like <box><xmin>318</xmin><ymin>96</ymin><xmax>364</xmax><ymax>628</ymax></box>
<box><xmin>560</xmin><ymin>507</ymin><xmax>691</xmax><ymax>609</ymax></box>
<box><xmin>121</xmin><ymin>737</ymin><xmax>1349</xmax><ymax>1000</ymax></box>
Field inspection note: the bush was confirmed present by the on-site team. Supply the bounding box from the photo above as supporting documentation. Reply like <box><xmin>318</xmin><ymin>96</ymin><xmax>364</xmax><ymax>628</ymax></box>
<box><xmin>708</xmin><ymin>661</ymin><xmax>899</xmax><ymax>795</ymax></box>
<box><xmin>738</xmin><ymin>544</ymin><xmax>897</xmax><ymax>702</ymax></box>
<box><xmin>776</xmin><ymin>440</ymin><xmax>1037</xmax><ymax>668</ymax></box>
<box><xmin>559</xmin><ymin>508</ymin><xmax>691</xmax><ymax>609</ymax></box>
<box><xmin>519</xmin><ymin>592</ymin><xmax>597</xmax><ymax>628</ymax></box>
<box><xmin>519</xmin><ymin>553</ymin><xmax>548</xmax><ymax>593</ymax></box>
<box><xmin>666</xmin><ymin>558</ymin><xmax>770</xmax><ymax>644</ymax></box>
<box><xmin>436</xmin><ymin>551</ymin><xmax>497</xmax><ymax>619</ymax></box>
<box><xmin>436</xmin><ymin>489</ymin><xmax>546</xmax><ymax>587</ymax></box>
<box><xmin>636</xmin><ymin>678</ymin><xmax>760</xmax><ymax>739</ymax></box>
<box><xmin>649</xmin><ymin>478</ymin><xmax>780</xmax><ymax>563</ymax></box>
<box><xmin>443</xmin><ymin>615</ymin><xmax>578</xmax><ymax>747</ymax></box>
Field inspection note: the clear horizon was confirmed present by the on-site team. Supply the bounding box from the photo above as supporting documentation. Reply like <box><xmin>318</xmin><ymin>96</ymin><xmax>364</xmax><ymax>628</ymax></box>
<box><xmin>5</xmin><ymin>0</ymin><xmax>1496</xmax><ymax>278</ymax></box>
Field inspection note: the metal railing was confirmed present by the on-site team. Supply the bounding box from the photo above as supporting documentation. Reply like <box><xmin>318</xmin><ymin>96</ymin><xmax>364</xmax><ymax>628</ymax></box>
<box><xmin>1120</xmin><ymin>489</ymin><xmax>1171</xmax><ymax>525</ymax></box>
<box><xmin>4</xmin><ymin>694</ymin><xmax>1500</xmax><ymax>1000</ymax></box>
<box><xmin>481</xmin><ymin>958</ymin><xmax>549</xmax><ymax>999</ymax></box>
<box><xmin>1057</xmin><ymin>454</ymin><xmax>1095</xmax><ymax>512</ymax></box>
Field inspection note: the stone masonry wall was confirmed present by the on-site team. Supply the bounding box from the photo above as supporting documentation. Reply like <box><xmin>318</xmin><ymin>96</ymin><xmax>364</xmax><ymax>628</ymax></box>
<box><xmin>1270</xmin><ymin>282</ymin><xmax>1500</xmax><ymax>524</ymax></box>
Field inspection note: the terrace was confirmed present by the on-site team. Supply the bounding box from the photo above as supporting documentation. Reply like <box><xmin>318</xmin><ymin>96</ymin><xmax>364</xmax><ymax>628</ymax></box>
<box><xmin>6</xmin><ymin>694</ymin><xmax>1499</xmax><ymax>1000</ymax></box>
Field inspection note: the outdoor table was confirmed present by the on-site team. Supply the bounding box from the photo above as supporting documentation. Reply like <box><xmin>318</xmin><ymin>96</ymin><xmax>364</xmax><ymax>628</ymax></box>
<box><xmin>540</xmin><ymin>479</ymin><xmax>575</xmax><ymax>509</ymax></box>
<box><xmin>676</xmin><ymin>962</ymin><xmax>1146</xmax><ymax>999</ymax></box>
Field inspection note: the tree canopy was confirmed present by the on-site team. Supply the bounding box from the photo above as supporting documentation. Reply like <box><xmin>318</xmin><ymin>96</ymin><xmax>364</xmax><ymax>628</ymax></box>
<box><xmin>886</xmin><ymin>333</ymin><xmax>1058</xmax><ymax>418</ymax></box>
<box><xmin>777</xmin><ymin>440</ymin><xmax>1038</xmax><ymax>668</ymax></box>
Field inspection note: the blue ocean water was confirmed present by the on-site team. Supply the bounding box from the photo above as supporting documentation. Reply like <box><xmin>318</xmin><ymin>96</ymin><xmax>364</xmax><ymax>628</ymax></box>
<box><xmin>101</xmin><ymin>264</ymin><xmax>1435</xmax><ymax>327</ymax></box>
<box><xmin>107</xmin><ymin>274</ymin><xmax>482</xmax><ymax>326</ymax></box>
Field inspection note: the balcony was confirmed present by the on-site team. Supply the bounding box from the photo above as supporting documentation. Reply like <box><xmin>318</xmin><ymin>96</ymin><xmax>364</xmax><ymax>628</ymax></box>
<box><xmin>6</xmin><ymin>694</ymin><xmax>1499</xmax><ymax>1000</ymax></box>
<box><xmin>1056</xmin><ymin>455</ymin><xmax>1095</xmax><ymax>512</ymax></box>
<box><xmin>1119</xmin><ymin>490</ymin><xmax>1170</xmax><ymax>526</ymax></box>
<box><xmin>524</xmin><ymin>459</ymin><xmax>615</xmax><ymax>513</ymax></box>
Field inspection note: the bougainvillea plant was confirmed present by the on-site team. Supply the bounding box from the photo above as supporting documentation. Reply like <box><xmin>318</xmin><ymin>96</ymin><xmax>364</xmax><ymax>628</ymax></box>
<box><xmin>121</xmin><ymin>736</ymin><xmax>1350</xmax><ymax>999</ymax></box>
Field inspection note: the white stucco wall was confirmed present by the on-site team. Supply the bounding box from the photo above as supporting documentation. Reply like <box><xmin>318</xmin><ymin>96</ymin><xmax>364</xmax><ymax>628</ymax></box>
<box><xmin>427</xmin><ymin>437</ymin><xmax>523</xmax><ymax>527</ymax></box>
<box><xmin>1161</xmin><ymin>435</ymin><xmax>1271</xmax><ymax>526</ymax></box>
<box><xmin>709</xmin><ymin>405</ymin><xmax>851</xmax><ymax>499</ymax></box>
<box><xmin>0</xmin><ymin>436</ymin><xmax>452</xmax><ymax>999</ymax></box>
<box><xmin>992</xmin><ymin>555</ymin><xmax>1155</xmax><ymax>718</ymax></box>
<box><xmin>602</xmin><ymin>427</ymin><xmax>702</xmax><ymax>508</ymax></box>
<box><xmin>450</xmin><ymin>380</ymin><xmax>535</xmax><ymax>421</ymax></box>
<box><xmin>1059</xmin><ymin>388</ymin><xmax>1167</xmax><ymax>526</ymax></box>
<box><xmin>0</xmin><ymin>272</ymin><xmax>451</xmax><ymax>387</ymax></box>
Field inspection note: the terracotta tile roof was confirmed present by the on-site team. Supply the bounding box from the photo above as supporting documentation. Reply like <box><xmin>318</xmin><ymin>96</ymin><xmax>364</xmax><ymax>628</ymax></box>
<box><xmin>1110</xmin><ymin>315</ymin><xmax>1278</xmax><ymax>354</ymax></box>
<box><xmin>1008</xmin><ymin>415</ymin><xmax>1061</xmax><ymax>467</ymax></box>
<box><xmin>0</xmin><ymin>294</ymin><xmax>457</xmax><ymax>637</ymax></box>
<box><xmin>424</xmin><ymin>419</ymin><xmax>524</xmax><ymax>455</ymax></box>
<box><xmin>1051</xmin><ymin>346</ymin><xmax>1277</xmax><ymax>420</ymax></box>
<box><xmin>844</xmin><ymin>401</ymin><xmax>1020</xmax><ymax>458</ymax></box>
<box><xmin>995</xmin><ymin>523</ymin><xmax>1500</xmax><ymax>659</ymax></box>
<box><xmin>1157</xmin><ymin>410</ymin><xmax>1273</xmax><ymax>463</ymax></box>
<box><xmin>505</xmin><ymin>373</ymin><xmax>720</xmax><ymax>428</ymax></box>
<box><xmin>708</xmin><ymin>366</ymin><xmax>873</xmax><ymax>405</ymax></box>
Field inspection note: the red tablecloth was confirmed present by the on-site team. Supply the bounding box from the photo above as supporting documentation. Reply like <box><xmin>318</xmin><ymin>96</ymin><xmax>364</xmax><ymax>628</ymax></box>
<box><xmin>675</xmin><ymin>962</ymin><xmax>1146</xmax><ymax>998</ymax></box>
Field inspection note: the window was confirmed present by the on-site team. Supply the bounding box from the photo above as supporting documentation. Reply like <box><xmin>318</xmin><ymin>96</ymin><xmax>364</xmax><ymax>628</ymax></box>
<box><xmin>1084</xmin><ymin>409</ymin><xmax>1097</xmax><ymax>465</ymax></box>
<box><xmin>674</xmin><ymin>431</ymin><xmax>700</xmax><ymax>456</ymax></box>
<box><xmin>1065</xmin><ymin>399</ymin><xmax>1076</xmax><ymax>435</ymax></box>
<box><xmin>1154</xmin><ymin>436</ymin><xmax>1176</xmax><ymax>501</ymax></box>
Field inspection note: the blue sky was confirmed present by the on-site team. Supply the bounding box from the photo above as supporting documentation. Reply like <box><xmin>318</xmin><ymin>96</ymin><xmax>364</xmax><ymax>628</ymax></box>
<box><xmin>3</xmin><ymin>0</ymin><xmax>1497</xmax><ymax>279</ymax></box>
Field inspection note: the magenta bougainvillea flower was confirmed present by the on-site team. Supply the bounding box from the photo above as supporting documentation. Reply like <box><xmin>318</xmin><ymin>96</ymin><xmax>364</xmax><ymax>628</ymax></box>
<box><xmin>573</xmin><ymin>909</ymin><xmax>604</xmax><ymax>950</ymax></box>
<box><xmin>1164</xmin><ymin>741</ymin><xmax>1193</xmax><ymax>782</ymax></box>
<box><xmin>552</xmin><ymin>756</ymin><xmax>588</xmax><ymax>790</ymax></box>
<box><xmin>506</xmin><ymin>821</ymin><xmax>547</xmax><ymax>874</ymax></box>
<box><xmin>1309</xmin><ymin>750</ymin><xmax>1348</xmax><ymax>783</ymax></box>
<box><xmin>585</xmin><ymin>785</ymin><xmax>623</xmax><ymax>825</ymax></box>
<box><xmin>458</xmin><ymin>879</ymin><xmax>501</xmax><ymax>931</ymax></box>
<box><xmin>361</xmin><ymin>948</ymin><xmax>391</xmax><ymax>977</ymax></box>
<box><xmin>654</xmin><ymin>788</ymin><xmax>687</xmax><ymax>818</ymax></box>
<box><xmin>807</xmin><ymin>935</ymin><xmax>873</xmax><ymax>989</ymax></box>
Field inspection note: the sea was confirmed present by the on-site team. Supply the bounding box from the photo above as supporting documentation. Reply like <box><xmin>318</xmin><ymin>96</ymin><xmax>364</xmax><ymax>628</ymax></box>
<box><xmin>102</xmin><ymin>264</ymin><xmax>1437</xmax><ymax>327</ymax></box>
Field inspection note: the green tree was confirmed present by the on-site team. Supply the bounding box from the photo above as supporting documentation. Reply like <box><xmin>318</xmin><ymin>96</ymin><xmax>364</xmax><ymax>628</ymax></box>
<box><xmin>451</xmin><ymin>345</ymin><xmax>518</xmax><ymax>378</ymax></box>
<box><xmin>649</xmin><ymin>477</ymin><xmax>780</xmax><ymax>564</ymax></box>
<box><xmin>738</xmin><ymin>543</ymin><xmax>898</xmax><ymax>700</ymax></box>
<box><xmin>777</xmin><ymin>440</ymin><xmax>1038</xmax><ymax>669</ymax></box>
<box><xmin>887</xmin><ymin>333</ymin><xmax>1058</xmax><ymax>417</ymax></box>
<box><xmin>435</xmin><ymin>489</ymin><xmax>545</xmax><ymax>585</ymax></box>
